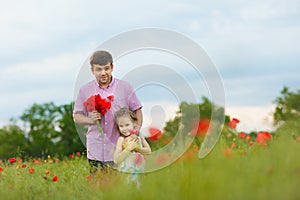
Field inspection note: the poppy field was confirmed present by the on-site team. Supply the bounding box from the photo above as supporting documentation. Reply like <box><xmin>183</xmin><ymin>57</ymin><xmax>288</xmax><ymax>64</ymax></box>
<box><xmin>1</xmin><ymin>119</ymin><xmax>300</xmax><ymax>200</ymax></box>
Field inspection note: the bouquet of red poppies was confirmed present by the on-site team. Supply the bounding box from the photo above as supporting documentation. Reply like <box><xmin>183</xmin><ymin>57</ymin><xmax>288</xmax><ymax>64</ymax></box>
<box><xmin>83</xmin><ymin>94</ymin><xmax>114</xmax><ymax>135</ymax></box>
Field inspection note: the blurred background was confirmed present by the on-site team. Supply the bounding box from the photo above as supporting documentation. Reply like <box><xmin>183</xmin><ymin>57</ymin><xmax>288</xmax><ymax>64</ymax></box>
<box><xmin>1</xmin><ymin>0</ymin><xmax>299</xmax><ymax>133</ymax></box>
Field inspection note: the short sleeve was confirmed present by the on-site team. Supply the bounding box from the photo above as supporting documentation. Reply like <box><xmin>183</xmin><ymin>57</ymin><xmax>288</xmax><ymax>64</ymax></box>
<box><xmin>73</xmin><ymin>87</ymin><xmax>87</xmax><ymax>115</ymax></box>
<box><xmin>127</xmin><ymin>84</ymin><xmax>143</xmax><ymax>111</ymax></box>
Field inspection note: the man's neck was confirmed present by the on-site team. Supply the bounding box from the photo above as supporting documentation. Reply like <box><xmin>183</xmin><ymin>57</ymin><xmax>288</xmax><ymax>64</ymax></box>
<box><xmin>98</xmin><ymin>77</ymin><xmax>112</xmax><ymax>88</ymax></box>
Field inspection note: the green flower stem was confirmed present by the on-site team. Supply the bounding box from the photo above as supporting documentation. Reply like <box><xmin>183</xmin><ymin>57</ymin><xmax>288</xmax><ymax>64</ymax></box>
<box><xmin>96</xmin><ymin>120</ymin><xmax>103</xmax><ymax>138</ymax></box>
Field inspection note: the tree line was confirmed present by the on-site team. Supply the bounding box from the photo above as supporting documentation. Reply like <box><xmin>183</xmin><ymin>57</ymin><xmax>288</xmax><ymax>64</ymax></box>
<box><xmin>0</xmin><ymin>102</ymin><xmax>85</xmax><ymax>159</ymax></box>
<box><xmin>0</xmin><ymin>87</ymin><xmax>299</xmax><ymax>160</ymax></box>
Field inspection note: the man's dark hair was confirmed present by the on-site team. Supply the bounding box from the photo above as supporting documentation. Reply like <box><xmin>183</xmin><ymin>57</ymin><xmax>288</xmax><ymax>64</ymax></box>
<box><xmin>90</xmin><ymin>50</ymin><xmax>113</xmax><ymax>66</ymax></box>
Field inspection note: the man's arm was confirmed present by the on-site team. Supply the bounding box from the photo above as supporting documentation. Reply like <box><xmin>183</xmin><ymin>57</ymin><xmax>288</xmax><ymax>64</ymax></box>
<box><xmin>73</xmin><ymin>111</ymin><xmax>101</xmax><ymax>125</ymax></box>
<box><xmin>134</xmin><ymin>108</ymin><xmax>143</xmax><ymax>131</ymax></box>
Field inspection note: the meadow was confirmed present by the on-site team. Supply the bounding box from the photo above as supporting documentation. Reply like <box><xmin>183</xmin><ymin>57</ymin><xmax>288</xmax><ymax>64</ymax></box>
<box><xmin>1</xmin><ymin>132</ymin><xmax>300</xmax><ymax>200</ymax></box>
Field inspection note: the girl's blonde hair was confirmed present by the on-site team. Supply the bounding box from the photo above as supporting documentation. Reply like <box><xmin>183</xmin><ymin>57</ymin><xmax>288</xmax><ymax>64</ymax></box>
<box><xmin>114</xmin><ymin>108</ymin><xmax>137</xmax><ymax>125</ymax></box>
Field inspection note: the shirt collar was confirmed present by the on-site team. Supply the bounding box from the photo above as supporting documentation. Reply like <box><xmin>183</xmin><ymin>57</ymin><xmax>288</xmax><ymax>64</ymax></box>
<box><xmin>94</xmin><ymin>77</ymin><xmax>115</xmax><ymax>89</ymax></box>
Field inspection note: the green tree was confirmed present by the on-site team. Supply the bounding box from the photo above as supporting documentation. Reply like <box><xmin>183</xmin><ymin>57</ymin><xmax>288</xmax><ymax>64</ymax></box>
<box><xmin>273</xmin><ymin>87</ymin><xmax>300</xmax><ymax>138</ymax></box>
<box><xmin>149</xmin><ymin>97</ymin><xmax>225</xmax><ymax>150</ymax></box>
<box><xmin>20</xmin><ymin>102</ymin><xmax>60</xmax><ymax>157</ymax></box>
<box><xmin>20</xmin><ymin>102</ymin><xmax>86</xmax><ymax>158</ymax></box>
<box><xmin>0</xmin><ymin>123</ymin><xmax>28</xmax><ymax>159</ymax></box>
<box><xmin>164</xmin><ymin>97</ymin><xmax>222</xmax><ymax>137</ymax></box>
<box><xmin>273</xmin><ymin>86</ymin><xmax>300</xmax><ymax>125</ymax></box>
<box><xmin>0</xmin><ymin>102</ymin><xmax>86</xmax><ymax>159</ymax></box>
<box><xmin>56</xmin><ymin>102</ymin><xmax>86</xmax><ymax>155</ymax></box>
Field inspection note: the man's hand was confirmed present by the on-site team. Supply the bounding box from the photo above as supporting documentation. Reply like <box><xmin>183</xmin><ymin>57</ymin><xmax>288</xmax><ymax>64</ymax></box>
<box><xmin>90</xmin><ymin>111</ymin><xmax>101</xmax><ymax>124</ymax></box>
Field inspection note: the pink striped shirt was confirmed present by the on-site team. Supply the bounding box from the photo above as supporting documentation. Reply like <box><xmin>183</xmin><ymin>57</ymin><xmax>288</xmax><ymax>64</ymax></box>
<box><xmin>73</xmin><ymin>78</ymin><xmax>142</xmax><ymax>161</ymax></box>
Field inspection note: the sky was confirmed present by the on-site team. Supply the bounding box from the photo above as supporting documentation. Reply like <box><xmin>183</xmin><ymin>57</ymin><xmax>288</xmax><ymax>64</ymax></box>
<box><xmin>1</xmin><ymin>0</ymin><xmax>299</xmax><ymax>132</ymax></box>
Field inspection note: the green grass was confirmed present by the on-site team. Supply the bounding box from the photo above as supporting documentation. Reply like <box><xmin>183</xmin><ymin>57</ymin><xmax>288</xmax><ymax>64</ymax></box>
<box><xmin>1</xmin><ymin>136</ymin><xmax>300</xmax><ymax>200</ymax></box>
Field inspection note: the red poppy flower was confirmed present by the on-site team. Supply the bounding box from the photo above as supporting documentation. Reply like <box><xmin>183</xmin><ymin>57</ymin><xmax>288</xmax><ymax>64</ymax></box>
<box><xmin>0</xmin><ymin>167</ymin><xmax>3</xmax><ymax>172</ymax></box>
<box><xmin>52</xmin><ymin>175</ymin><xmax>58</xmax><ymax>182</ymax></box>
<box><xmin>256</xmin><ymin>131</ymin><xmax>272</xmax><ymax>144</ymax></box>
<box><xmin>107</xmin><ymin>95</ymin><xmax>114</xmax><ymax>101</ymax></box>
<box><xmin>83</xmin><ymin>94</ymin><xmax>114</xmax><ymax>134</ymax></box>
<box><xmin>190</xmin><ymin>118</ymin><xmax>210</xmax><ymax>137</ymax></box>
<box><xmin>133</xmin><ymin>154</ymin><xmax>144</xmax><ymax>166</ymax></box>
<box><xmin>183</xmin><ymin>149</ymin><xmax>196</xmax><ymax>161</ymax></box>
<box><xmin>28</xmin><ymin>168</ymin><xmax>34</xmax><ymax>173</ymax></box>
<box><xmin>229</xmin><ymin>118</ymin><xmax>240</xmax><ymax>129</ymax></box>
<box><xmin>33</xmin><ymin>158</ymin><xmax>41</xmax><ymax>164</ymax></box>
<box><xmin>192</xmin><ymin>144</ymin><xmax>199</xmax><ymax>152</ymax></box>
<box><xmin>248</xmin><ymin>141</ymin><xmax>254</xmax><ymax>146</ymax></box>
<box><xmin>69</xmin><ymin>154</ymin><xmax>74</xmax><ymax>159</ymax></box>
<box><xmin>86</xmin><ymin>175</ymin><xmax>91</xmax><ymax>181</ymax></box>
<box><xmin>239</xmin><ymin>132</ymin><xmax>247</xmax><ymax>139</ymax></box>
<box><xmin>21</xmin><ymin>163</ymin><xmax>27</xmax><ymax>168</ymax></box>
<box><xmin>76</xmin><ymin>152</ymin><xmax>81</xmax><ymax>156</ymax></box>
<box><xmin>155</xmin><ymin>154</ymin><xmax>167</xmax><ymax>165</ymax></box>
<box><xmin>246</xmin><ymin>135</ymin><xmax>251</xmax><ymax>141</ymax></box>
<box><xmin>224</xmin><ymin>147</ymin><xmax>233</xmax><ymax>157</ymax></box>
<box><xmin>45</xmin><ymin>170</ymin><xmax>50</xmax><ymax>175</ymax></box>
<box><xmin>83</xmin><ymin>94</ymin><xmax>113</xmax><ymax>114</ymax></box>
<box><xmin>129</xmin><ymin>129</ymin><xmax>139</xmax><ymax>135</ymax></box>
<box><xmin>9</xmin><ymin>158</ymin><xmax>16</xmax><ymax>164</ymax></box>
<box><xmin>148</xmin><ymin>127</ymin><xmax>162</xmax><ymax>140</ymax></box>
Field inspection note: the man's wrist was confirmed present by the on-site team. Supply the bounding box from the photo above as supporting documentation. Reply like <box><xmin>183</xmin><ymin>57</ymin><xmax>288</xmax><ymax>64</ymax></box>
<box><xmin>89</xmin><ymin>117</ymin><xmax>99</xmax><ymax>125</ymax></box>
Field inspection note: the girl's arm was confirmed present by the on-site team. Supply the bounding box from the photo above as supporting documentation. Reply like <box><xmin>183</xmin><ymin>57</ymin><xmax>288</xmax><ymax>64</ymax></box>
<box><xmin>135</xmin><ymin>137</ymin><xmax>151</xmax><ymax>154</ymax></box>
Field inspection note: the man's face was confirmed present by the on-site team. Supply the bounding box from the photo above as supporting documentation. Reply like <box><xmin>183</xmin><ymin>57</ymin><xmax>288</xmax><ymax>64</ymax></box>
<box><xmin>91</xmin><ymin>62</ymin><xmax>113</xmax><ymax>86</ymax></box>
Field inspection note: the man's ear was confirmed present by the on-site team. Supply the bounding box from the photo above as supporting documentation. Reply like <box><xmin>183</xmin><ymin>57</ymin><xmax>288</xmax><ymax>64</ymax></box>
<box><xmin>90</xmin><ymin>66</ymin><xmax>94</xmax><ymax>74</ymax></box>
<box><xmin>111</xmin><ymin>63</ymin><xmax>114</xmax><ymax>71</ymax></box>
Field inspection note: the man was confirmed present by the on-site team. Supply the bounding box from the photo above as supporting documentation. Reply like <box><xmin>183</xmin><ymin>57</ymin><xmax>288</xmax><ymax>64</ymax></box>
<box><xmin>73</xmin><ymin>50</ymin><xmax>143</xmax><ymax>173</ymax></box>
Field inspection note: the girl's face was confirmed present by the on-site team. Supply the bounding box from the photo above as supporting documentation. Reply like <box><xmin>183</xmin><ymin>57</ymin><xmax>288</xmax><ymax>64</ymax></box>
<box><xmin>117</xmin><ymin>116</ymin><xmax>134</xmax><ymax>137</ymax></box>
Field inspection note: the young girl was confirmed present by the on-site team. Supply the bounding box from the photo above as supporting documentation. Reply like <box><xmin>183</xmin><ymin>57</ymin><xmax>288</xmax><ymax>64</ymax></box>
<box><xmin>113</xmin><ymin>108</ymin><xmax>151</xmax><ymax>188</ymax></box>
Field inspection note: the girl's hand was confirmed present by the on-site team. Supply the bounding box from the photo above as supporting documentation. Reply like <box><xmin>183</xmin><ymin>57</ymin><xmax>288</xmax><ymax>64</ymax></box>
<box><xmin>125</xmin><ymin>137</ymin><xmax>139</xmax><ymax>152</ymax></box>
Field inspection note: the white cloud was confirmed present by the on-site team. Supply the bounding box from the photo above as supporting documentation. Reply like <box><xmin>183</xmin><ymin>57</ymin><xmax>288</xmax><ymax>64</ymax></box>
<box><xmin>1</xmin><ymin>51</ymin><xmax>87</xmax><ymax>92</ymax></box>
<box><xmin>226</xmin><ymin>104</ymin><xmax>276</xmax><ymax>132</ymax></box>
<box><xmin>0</xmin><ymin>48</ymin><xmax>94</xmax><ymax>122</ymax></box>
<box><xmin>222</xmin><ymin>72</ymin><xmax>300</xmax><ymax>107</ymax></box>
<box><xmin>239</xmin><ymin>0</ymin><xmax>300</xmax><ymax>21</ymax></box>
<box><xmin>0</xmin><ymin>0</ymin><xmax>299</xmax><ymax>131</ymax></box>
